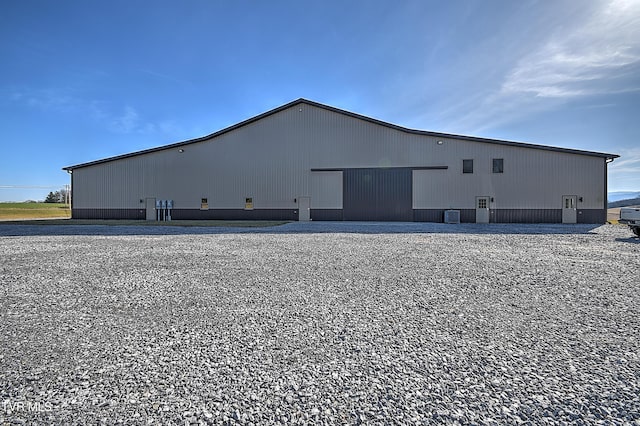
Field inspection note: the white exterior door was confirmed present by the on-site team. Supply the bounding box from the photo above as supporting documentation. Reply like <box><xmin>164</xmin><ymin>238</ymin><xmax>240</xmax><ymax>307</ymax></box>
<box><xmin>145</xmin><ymin>198</ymin><xmax>156</xmax><ymax>221</ymax></box>
<box><xmin>476</xmin><ymin>196</ymin><xmax>490</xmax><ymax>223</ymax></box>
<box><xmin>298</xmin><ymin>196</ymin><xmax>310</xmax><ymax>221</ymax></box>
<box><xmin>562</xmin><ymin>195</ymin><xmax>577</xmax><ymax>223</ymax></box>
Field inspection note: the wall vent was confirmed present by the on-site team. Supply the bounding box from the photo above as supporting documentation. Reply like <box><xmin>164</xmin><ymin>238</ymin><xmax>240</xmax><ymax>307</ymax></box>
<box><xmin>444</xmin><ymin>210</ymin><xmax>460</xmax><ymax>224</ymax></box>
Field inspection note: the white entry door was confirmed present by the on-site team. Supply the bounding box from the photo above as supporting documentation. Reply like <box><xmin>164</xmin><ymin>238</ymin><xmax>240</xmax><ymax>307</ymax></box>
<box><xmin>145</xmin><ymin>198</ymin><xmax>156</xmax><ymax>221</ymax></box>
<box><xmin>562</xmin><ymin>195</ymin><xmax>577</xmax><ymax>223</ymax></box>
<box><xmin>476</xmin><ymin>196</ymin><xmax>490</xmax><ymax>223</ymax></box>
<box><xmin>298</xmin><ymin>196</ymin><xmax>310</xmax><ymax>221</ymax></box>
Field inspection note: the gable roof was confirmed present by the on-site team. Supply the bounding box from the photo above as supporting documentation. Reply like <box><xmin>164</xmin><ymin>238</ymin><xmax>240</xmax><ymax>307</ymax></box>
<box><xmin>63</xmin><ymin>98</ymin><xmax>619</xmax><ymax>171</ymax></box>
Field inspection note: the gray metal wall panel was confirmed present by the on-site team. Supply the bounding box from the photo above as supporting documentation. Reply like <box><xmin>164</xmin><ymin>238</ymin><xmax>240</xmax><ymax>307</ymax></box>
<box><xmin>493</xmin><ymin>209</ymin><xmax>562</xmax><ymax>223</ymax></box>
<box><xmin>72</xmin><ymin>208</ymin><xmax>144</xmax><ymax>220</ymax></box>
<box><xmin>170</xmin><ymin>209</ymin><xmax>297</xmax><ymax>220</ymax></box>
<box><xmin>413</xmin><ymin>209</ymin><xmax>565</xmax><ymax>223</ymax></box>
<box><xmin>413</xmin><ymin>209</ymin><xmax>444</xmax><ymax>222</ymax></box>
<box><xmin>343</xmin><ymin>168</ymin><xmax>412</xmax><ymax>221</ymax></box>
<box><xmin>459</xmin><ymin>209</ymin><xmax>476</xmax><ymax>223</ymax></box>
<box><xmin>377</xmin><ymin>169</ymin><xmax>413</xmax><ymax>221</ymax></box>
<box><xmin>412</xmin><ymin>154</ymin><xmax>605</xmax><ymax>210</ymax></box>
<box><xmin>310</xmin><ymin>209</ymin><xmax>344</xmax><ymax>221</ymax></box>
<box><xmin>413</xmin><ymin>209</ymin><xmax>476</xmax><ymax>223</ymax></box>
<box><xmin>343</xmin><ymin>169</ymin><xmax>376</xmax><ymax>220</ymax></box>
<box><xmin>577</xmin><ymin>209</ymin><xmax>606</xmax><ymax>224</ymax></box>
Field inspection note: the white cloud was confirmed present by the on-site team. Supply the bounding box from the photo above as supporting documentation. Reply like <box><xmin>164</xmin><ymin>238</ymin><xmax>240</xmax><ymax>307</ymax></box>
<box><xmin>11</xmin><ymin>87</ymin><xmax>176</xmax><ymax>136</ymax></box>
<box><xmin>444</xmin><ymin>0</ymin><xmax>640</xmax><ymax>135</ymax></box>
<box><xmin>502</xmin><ymin>0</ymin><xmax>640</xmax><ymax>99</ymax></box>
<box><xmin>610</xmin><ymin>147</ymin><xmax>640</xmax><ymax>173</ymax></box>
<box><xmin>609</xmin><ymin>147</ymin><xmax>640</xmax><ymax>191</ymax></box>
<box><xmin>11</xmin><ymin>88</ymin><xmax>77</xmax><ymax>113</ymax></box>
<box><xmin>109</xmin><ymin>106</ymin><xmax>140</xmax><ymax>133</ymax></box>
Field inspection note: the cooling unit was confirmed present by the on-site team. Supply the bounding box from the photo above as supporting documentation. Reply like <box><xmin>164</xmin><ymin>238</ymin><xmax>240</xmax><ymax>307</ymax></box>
<box><xmin>444</xmin><ymin>210</ymin><xmax>461</xmax><ymax>224</ymax></box>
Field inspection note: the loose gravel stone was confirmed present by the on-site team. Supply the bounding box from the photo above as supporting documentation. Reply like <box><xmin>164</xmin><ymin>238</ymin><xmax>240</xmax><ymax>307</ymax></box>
<box><xmin>0</xmin><ymin>222</ymin><xmax>638</xmax><ymax>424</ymax></box>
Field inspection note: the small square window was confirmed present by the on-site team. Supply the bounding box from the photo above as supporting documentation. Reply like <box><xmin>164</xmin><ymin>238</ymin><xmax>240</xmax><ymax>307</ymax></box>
<box><xmin>492</xmin><ymin>158</ymin><xmax>504</xmax><ymax>173</ymax></box>
<box><xmin>200</xmin><ymin>198</ymin><xmax>209</xmax><ymax>210</ymax></box>
<box><xmin>463</xmin><ymin>159</ymin><xmax>473</xmax><ymax>174</ymax></box>
<box><xmin>245</xmin><ymin>197</ymin><xmax>253</xmax><ymax>210</ymax></box>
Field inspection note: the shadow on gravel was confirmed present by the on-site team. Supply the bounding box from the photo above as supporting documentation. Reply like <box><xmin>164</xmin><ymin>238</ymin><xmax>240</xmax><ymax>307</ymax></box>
<box><xmin>615</xmin><ymin>237</ymin><xmax>640</xmax><ymax>244</ymax></box>
<box><xmin>0</xmin><ymin>222</ymin><xmax>604</xmax><ymax>237</ymax></box>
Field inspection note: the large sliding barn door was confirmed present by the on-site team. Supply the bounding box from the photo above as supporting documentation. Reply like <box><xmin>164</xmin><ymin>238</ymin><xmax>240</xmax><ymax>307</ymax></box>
<box><xmin>343</xmin><ymin>168</ymin><xmax>412</xmax><ymax>221</ymax></box>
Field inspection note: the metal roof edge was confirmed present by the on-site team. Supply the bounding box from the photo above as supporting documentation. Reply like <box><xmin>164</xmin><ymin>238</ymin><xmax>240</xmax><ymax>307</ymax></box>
<box><xmin>62</xmin><ymin>98</ymin><xmax>305</xmax><ymax>171</ymax></box>
<box><xmin>298</xmin><ymin>99</ymin><xmax>619</xmax><ymax>160</ymax></box>
<box><xmin>62</xmin><ymin>98</ymin><xmax>619</xmax><ymax>170</ymax></box>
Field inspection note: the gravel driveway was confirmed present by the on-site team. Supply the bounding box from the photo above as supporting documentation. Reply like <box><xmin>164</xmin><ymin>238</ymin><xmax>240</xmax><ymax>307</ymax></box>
<box><xmin>1</xmin><ymin>223</ymin><xmax>639</xmax><ymax>424</ymax></box>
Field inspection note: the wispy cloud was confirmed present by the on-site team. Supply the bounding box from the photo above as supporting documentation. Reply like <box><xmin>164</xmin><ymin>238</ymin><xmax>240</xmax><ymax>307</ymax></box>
<box><xmin>109</xmin><ymin>106</ymin><xmax>140</xmax><ymax>133</ymax></box>
<box><xmin>11</xmin><ymin>88</ymin><xmax>77</xmax><ymax>113</ymax></box>
<box><xmin>108</xmin><ymin>107</ymin><xmax>181</xmax><ymax>136</ymax></box>
<box><xmin>609</xmin><ymin>147</ymin><xmax>640</xmax><ymax>190</ymax></box>
<box><xmin>10</xmin><ymin>87</ymin><xmax>179</xmax><ymax>136</ymax></box>
<box><xmin>501</xmin><ymin>0</ymin><xmax>640</xmax><ymax>99</ymax></box>
<box><xmin>447</xmin><ymin>0</ymin><xmax>640</xmax><ymax>134</ymax></box>
<box><xmin>610</xmin><ymin>147</ymin><xmax>640</xmax><ymax>173</ymax></box>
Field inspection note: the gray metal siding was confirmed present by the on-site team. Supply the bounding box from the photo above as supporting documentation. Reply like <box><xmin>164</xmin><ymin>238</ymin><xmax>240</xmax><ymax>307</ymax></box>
<box><xmin>72</xmin><ymin>208</ymin><xmax>145</xmax><ymax>220</ymax></box>
<box><xmin>413</xmin><ymin>209</ymin><xmax>445</xmax><ymax>223</ymax></box>
<box><xmin>310</xmin><ymin>171</ymin><xmax>343</xmax><ymax>208</ymax></box>
<box><xmin>170</xmin><ymin>209</ymin><xmax>297</xmax><ymax>220</ymax></box>
<box><xmin>413</xmin><ymin>209</ymin><xmax>476</xmax><ymax>223</ymax></box>
<box><xmin>70</xmin><ymin>207</ymin><xmax>606</xmax><ymax>223</ymax></box>
<box><xmin>310</xmin><ymin>209</ymin><xmax>344</xmax><ymax>221</ymax></box>
<box><xmin>577</xmin><ymin>209</ymin><xmax>606</xmax><ymax>224</ymax></box>
<box><xmin>412</xmin><ymin>153</ymin><xmax>606</xmax><ymax>210</ymax></box>
<box><xmin>64</xmin><ymin>99</ymin><xmax>616</xmax><ymax>171</ymax></box>
<box><xmin>493</xmin><ymin>209</ymin><xmax>562</xmax><ymax>223</ymax></box>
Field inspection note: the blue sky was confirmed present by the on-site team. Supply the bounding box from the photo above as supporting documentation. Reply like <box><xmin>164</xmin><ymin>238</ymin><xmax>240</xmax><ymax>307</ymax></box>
<box><xmin>1</xmin><ymin>0</ymin><xmax>639</xmax><ymax>201</ymax></box>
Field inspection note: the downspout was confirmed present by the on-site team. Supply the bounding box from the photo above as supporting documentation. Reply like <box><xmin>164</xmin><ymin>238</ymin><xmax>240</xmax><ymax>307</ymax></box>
<box><xmin>66</xmin><ymin>170</ymin><xmax>73</xmax><ymax>218</ymax></box>
<box><xmin>605</xmin><ymin>157</ymin><xmax>615</xmax><ymax>223</ymax></box>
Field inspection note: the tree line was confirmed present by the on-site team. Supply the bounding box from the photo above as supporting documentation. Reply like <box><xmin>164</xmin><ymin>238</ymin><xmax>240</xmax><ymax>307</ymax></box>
<box><xmin>44</xmin><ymin>188</ymin><xmax>70</xmax><ymax>203</ymax></box>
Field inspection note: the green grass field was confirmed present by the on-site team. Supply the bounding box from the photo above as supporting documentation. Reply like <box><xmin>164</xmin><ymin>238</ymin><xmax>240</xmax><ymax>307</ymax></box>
<box><xmin>0</xmin><ymin>203</ymin><xmax>71</xmax><ymax>220</ymax></box>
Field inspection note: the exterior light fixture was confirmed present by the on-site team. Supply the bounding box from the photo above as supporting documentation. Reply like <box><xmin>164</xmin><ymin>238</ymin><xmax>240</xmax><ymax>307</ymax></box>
<box><xmin>437</xmin><ymin>140</ymin><xmax>444</xmax><ymax>145</ymax></box>
<box><xmin>178</xmin><ymin>149</ymin><xmax>185</xmax><ymax>153</ymax></box>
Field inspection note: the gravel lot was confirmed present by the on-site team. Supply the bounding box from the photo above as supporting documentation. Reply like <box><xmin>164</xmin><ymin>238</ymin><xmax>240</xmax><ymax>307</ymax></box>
<box><xmin>1</xmin><ymin>223</ymin><xmax>639</xmax><ymax>424</ymax></box>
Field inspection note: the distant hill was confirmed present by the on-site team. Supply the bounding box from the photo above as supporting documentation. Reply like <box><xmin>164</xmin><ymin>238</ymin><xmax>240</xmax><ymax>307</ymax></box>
<box><xmin>608</xmin><ymin>191</ymin><xmax>640</xmax><ymax>202</ymax></box>
<box><xmin>608</xmin><ymin>197</ymin><xmax>640</xmax><ymax>208</ymax></box>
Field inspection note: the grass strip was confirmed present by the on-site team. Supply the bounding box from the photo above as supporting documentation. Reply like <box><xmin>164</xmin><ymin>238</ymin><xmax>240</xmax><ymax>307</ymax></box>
<box><xmin>2</xmin><ymin>218</ymin><xmax>289</xmax><ymax>228</ymax></box>
<box><xmin>0</xmin><ymin>203</ymin><xmax>71</xmax><ymax>220</ymax></box>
